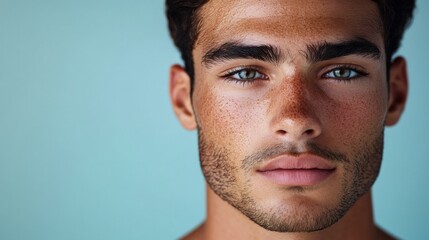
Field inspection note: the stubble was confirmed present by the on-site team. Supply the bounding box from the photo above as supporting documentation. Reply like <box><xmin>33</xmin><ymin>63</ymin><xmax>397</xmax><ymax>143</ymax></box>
<box><xmin>198</xmin><ymin>127</ymin><xmax>384</xmax><ymax>232</ymax></box>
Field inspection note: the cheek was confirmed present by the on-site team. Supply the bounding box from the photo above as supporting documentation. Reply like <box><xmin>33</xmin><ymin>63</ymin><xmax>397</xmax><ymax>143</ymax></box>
<box><xmin>323</xmin><ymin>87</ymin><xmax>387</xmax><ymax>150</ymax></box>
<box><xmin>194</xmin><ymin>86</ymin><xmax>266</xmax><ymax>154</ymax></box>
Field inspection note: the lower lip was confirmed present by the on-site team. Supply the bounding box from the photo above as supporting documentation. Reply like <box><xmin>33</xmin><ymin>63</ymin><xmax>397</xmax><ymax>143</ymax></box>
<box><xmin>258</xmin><ymin>169</ymin><xmax>334</xmax><ymax>186</ymax></box>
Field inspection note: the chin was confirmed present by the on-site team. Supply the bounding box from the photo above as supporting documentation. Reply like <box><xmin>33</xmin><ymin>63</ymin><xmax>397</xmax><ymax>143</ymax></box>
<box><xmin>238</xmin><ymin>195</ymin><xmax>348</xmax><ymax>232</ymax></box>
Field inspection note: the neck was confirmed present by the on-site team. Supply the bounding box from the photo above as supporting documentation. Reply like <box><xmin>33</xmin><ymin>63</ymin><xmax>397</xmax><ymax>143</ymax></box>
<box><xmin>197</xmin><ymin>187</ymin><xmax>380</xmax><ymax>240</ymax></box>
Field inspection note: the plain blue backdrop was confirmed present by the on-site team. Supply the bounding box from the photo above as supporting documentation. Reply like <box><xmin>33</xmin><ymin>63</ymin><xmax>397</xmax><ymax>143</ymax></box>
<box><xmin>0</xmin><ymin>1</ymin><xmax>428</xmax><ymax>239</ymax></box>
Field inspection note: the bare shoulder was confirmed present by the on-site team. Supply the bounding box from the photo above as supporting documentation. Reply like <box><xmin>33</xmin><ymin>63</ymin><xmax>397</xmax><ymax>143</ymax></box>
<box><xmin>180</xmin><ymin>223</ymin><xmax>205</xmax><ymax>240</ymax></box>
<box><xmin>377</xmin><ymin>226</ymin><xmax>398</xmax><ymax>240</ymax></box>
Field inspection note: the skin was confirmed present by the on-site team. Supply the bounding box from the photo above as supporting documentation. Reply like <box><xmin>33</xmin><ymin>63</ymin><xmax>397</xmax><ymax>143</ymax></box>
<box><xmin>169</xmin><ymin>0</ymin><xmax>408</xmax><ymax>239</ymax></box>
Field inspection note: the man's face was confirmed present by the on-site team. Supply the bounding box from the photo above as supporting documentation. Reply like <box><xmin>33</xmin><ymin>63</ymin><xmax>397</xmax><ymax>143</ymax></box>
<box><xmin>190</xmin><ymin>0</ymin><xmax>388</xmax><ymax>232</ymax></box>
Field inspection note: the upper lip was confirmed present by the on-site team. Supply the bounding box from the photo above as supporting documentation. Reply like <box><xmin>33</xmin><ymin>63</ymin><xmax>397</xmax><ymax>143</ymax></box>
<box><xmin>257</xmin><ymin>153</ymin><xmax>336</xmax><ymax>172</ymax></box>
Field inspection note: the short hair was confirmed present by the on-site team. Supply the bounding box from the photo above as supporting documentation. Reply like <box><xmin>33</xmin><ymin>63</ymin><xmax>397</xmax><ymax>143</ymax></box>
<box><xmin>166</xmin><ymin>0</ymin><xmax>416</xmax><ymax>86</ymax></box>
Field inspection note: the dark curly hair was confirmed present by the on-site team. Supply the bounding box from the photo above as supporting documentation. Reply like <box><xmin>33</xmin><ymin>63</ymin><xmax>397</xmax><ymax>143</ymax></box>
<box><xmin>166</xmin><ymin>0</ymin><xmax>416</xmax><ymax>86</ymax></box>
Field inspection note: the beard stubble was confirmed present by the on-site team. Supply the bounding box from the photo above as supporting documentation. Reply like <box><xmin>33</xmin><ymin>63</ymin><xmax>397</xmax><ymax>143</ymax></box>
<box><xmin>198</xmin><ymin>128</ymin><xmax>384</xmax><ymax>232</ymax></box>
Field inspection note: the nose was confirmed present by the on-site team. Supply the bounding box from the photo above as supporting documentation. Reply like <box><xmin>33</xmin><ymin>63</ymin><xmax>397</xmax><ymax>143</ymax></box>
<box><xmin>269</xmin><ymin>77</ymin><xmax>322</xmax><ymax>142</ymax></box>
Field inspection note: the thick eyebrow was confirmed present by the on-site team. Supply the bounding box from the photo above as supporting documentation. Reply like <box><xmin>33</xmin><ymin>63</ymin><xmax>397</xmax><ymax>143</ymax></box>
<box><xmin>202</xmin><ymin>41</ymin><xmax>283</xmax><ymax>68</ymax></box>
<box><xmin>201</xmin><ymin>38</ymin><xmax>381</xmax><ymax>68</ymax></box>
<box><xmin>305</xmin><ymin>38</ymin><xmax>381</xmax><ymax>63</ymax></box>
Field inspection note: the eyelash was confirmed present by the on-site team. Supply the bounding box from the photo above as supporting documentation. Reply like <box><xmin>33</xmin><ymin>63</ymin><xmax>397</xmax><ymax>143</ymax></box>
<box><xmin>220</xmin><ymin>64</ymin><xmax>369</xmax><ymax>85</ymax></box>
<box><xmin>322</xmin><ymin>64</ymin><xmax>369</xmax><ymax>82</ymax></box>
<box><xmin>220</xmin><ymin>66</ymin><xmax>268</xmax><ymax>85</ymax></box>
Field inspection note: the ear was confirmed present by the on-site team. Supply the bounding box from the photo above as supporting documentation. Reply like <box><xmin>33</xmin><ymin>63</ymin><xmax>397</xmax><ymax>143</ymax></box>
<box><xmin>385</xmin><ymin>57</ymin><xmax>408</xmax><ymax>126</ymax></box>
<box><xmin>169</xmin><ymin>64</ymin><xmax>197</xmax><ymax>130</ymax></box>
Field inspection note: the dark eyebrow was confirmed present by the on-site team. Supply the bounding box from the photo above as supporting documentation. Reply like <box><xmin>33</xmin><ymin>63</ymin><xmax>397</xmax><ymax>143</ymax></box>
<box><xmin>202</xmin><ymin>41</ymin><xmax>283</xmax><ymax>68</ymax></box>
<box><xmin>305</xmin><ymin>38</ymin><xmax>381</xmax><ymax>63</ymax></box>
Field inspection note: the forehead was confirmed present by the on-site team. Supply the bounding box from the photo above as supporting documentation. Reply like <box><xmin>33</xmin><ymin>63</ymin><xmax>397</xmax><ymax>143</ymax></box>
<box><xmin>195</xmin><ymin>0</ymin><xmax>383</xmax><ymax>52</ymax></box>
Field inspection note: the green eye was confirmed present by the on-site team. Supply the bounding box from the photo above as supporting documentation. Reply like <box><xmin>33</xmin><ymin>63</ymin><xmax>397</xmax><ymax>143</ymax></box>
<box><xmin>335</xmin><ymin>69</ymin><xmax>353</xmax><ymax>78</ymax></box>
<box><xmin>324</xmin><ymin>67</ymin><xmax>364</xmax><ymax>80</ymax></box>
<box><xmin>221</xmin><ymin>67</ymin><xmax>268</xmax><ymax>85</ymax></box>
<box><xmin>233</xmin><ymin>69</ymin><xmax>264</xmax><ymax>80</ymax></box>
<box><xmin>238</xmin><ymin>69</ymin><xmax>255</xmax><ymax>79</ymax></box>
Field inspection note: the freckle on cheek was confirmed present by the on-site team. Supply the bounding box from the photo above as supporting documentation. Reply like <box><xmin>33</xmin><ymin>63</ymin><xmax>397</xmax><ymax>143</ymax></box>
<box><xmin>325</xmin><ymin>93</ymin><xmax>385</xmax><ymax>150</ymax></box>
<box><xmin>198</xmin><ymin>89</ymin><xmax>260</xmax><ymax>154</ymax></box>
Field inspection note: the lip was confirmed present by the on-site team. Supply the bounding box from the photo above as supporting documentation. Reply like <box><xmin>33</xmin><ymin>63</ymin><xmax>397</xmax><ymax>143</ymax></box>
<box><xmin>257</xmin><ymin>154</ymin><xmax>336</xmax><ymax>186</ymax></box>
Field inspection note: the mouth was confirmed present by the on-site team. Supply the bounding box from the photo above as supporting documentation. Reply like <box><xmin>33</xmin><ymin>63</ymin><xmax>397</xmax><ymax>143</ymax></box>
<box><xmin>256</xmin><ymin>154</ymin><xmax>336</xmax><ymax>186</ymax></box>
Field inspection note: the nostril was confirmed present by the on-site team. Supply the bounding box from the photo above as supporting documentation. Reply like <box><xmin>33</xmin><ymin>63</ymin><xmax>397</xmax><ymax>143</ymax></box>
<box><xmin>304</xmin><ymin>128</ymin><xmax>315</xmax><ymax>136</ymax></box>
<box><xmin>276</xmin><ymin>130</ymin><xmax>287</xmax><ymax>135</ymax></box>
<box><xmin>276</xmin><ymin>128</ymin><xmax>317</xmax><ymax>137</ymax></box>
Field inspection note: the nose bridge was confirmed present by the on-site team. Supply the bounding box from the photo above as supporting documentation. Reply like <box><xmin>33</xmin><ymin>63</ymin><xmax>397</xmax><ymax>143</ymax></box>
<box><xmin>284</xmin><ymin>76</ymin><xmax>310</xmax><ymax>116</ymax></box>
<box><xmin>271</xmin><ymin>73</ymin><xmax>311</xmax><ymax>118</ymax></box>
<box><xmin>269</xmin><ymin>72</ymin><xmax>321</xmax><ymax>140</ymax></box>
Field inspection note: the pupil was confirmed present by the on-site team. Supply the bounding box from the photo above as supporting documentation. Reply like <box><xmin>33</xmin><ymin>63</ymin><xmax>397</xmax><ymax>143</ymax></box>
<box><xmin>335</xmin><ymin>69</ymin><xmax>350</xmax><ymax>78</ymax></box>
<box><xmin>240</xmin><ymin>70</ymin><xmax>255</xmax><ymax>79</ymax></box>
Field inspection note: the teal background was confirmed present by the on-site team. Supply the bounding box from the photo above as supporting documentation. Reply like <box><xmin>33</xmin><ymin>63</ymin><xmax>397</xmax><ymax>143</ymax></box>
<box><xmin>0</xmin><ymin>1</ymin><xmax>427</xmax><ymax>239</ymax></box>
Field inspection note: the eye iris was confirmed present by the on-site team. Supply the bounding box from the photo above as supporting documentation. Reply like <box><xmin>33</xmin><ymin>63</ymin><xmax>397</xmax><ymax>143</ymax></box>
<box><xmin>238</xmin><ymin>69</ymin><xmax>256</xmax><ymax>79</ymax></box>
<box><xmin>334</xmin><ymin>68</ymin><xmax>351</xmax><ymax>78</ymax></box>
